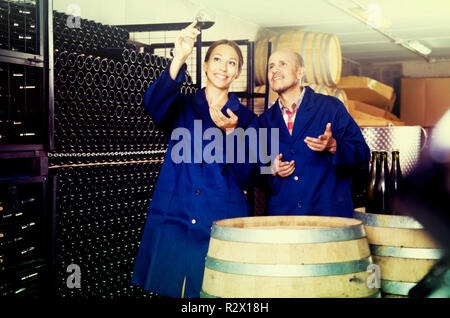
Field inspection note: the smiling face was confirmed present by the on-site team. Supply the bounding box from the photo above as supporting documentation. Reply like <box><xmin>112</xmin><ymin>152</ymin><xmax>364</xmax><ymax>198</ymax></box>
<box><xmin>268</xmin><ymin>49</ymin><xmax>304</xmax><ymax>94</ymax></box>
<box><xmin>203</xmin><ymin>44</ymin><xmax>241</xmax><ymax>90</ymax></box>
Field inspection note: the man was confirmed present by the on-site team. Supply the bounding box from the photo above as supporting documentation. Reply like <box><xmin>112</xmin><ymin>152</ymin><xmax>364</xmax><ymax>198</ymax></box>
<box><xmin>258</xmin><ymin>48</ymin><xmax>370</xmax><ymax>217</ymax></box>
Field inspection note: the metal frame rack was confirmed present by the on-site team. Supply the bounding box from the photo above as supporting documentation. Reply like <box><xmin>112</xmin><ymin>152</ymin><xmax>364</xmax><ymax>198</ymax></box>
<box><xmin>0</xmin><ymin>0</ymin><xmax>53</xmax><ymax>299</ymax></box>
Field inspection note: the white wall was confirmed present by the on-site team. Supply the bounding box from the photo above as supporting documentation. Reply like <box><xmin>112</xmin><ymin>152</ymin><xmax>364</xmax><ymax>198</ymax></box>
<box><xmin>402</xmin><ymin>60</ymin><xmax>450</xmax><ymax>78</ymax></box>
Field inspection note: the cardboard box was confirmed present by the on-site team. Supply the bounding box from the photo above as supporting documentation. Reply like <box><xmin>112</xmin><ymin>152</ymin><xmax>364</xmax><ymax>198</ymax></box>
<box><xmin>350</xmin><ymin>100</ymin><xmax>401</xmax><ymax>121</ymax></box>
<box><xmin>335</xmin><ymin>76</ymin><xmax>396</xmax><ymax>111</ymax></box>
<box><xmin>349</xmin><ymin>107</ymin><xmax>405</xmax><ymax>127</ymax></box>
<box><xmin>401</xmin><ymin>78</ymin><xmax>450</xmax><ymax>127</ymax></box>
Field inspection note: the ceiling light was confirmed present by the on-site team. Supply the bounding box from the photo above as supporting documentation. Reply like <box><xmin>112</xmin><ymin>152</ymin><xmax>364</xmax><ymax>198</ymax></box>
<box><xmin>401</xmin><ymin>40</ymin><xmax>432</xmax><ymax>56</ymax></box>
<box><xmin>349</xmin><ymin>6</ymin><xmax>392</xmax><ymax>29</ymax></box>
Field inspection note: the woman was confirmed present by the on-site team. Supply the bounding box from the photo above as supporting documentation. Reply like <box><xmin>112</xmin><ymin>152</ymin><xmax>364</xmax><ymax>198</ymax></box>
<box><xmin>131</xmin><ymin>22</ymin><xmax>259</xmax><ymax>298</ymax></box>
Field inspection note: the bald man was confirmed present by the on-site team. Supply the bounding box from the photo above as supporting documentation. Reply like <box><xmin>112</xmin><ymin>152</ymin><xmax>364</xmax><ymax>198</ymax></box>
<box><xmin>258</xmin><ymin>48</ymin><xmax>370</xmax><ymax>217</ymax></box>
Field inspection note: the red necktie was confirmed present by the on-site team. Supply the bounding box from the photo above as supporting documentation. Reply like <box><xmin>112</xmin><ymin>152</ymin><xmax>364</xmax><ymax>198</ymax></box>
<box><xmin>286</xmin><ymin>109</ymin><xmax>295</xmax><ymax>135</ymax></box>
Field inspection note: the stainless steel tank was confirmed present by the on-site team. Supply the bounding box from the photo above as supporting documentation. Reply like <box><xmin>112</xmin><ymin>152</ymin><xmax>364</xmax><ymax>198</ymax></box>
<box><xmin>360</xmin><ymin>125</ymin><xmax>428</xmax><ymax>176</ymax></box>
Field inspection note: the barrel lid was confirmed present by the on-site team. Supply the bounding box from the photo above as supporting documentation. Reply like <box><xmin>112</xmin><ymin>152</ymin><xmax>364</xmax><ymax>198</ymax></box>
<box><xmin>211</xmin><ymin>215</ymin><xmax>366</xmax><ymax>244</ymax></box>
<box><xmin>354</xmin><ymin>208</ymin><xmax>424</xmax><ymax>229</ymax></box>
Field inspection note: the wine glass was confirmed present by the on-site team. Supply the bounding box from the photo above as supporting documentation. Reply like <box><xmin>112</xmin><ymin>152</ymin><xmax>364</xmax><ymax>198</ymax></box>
<box><xmin>194</xmin><ymin>9</ymin><xmax>216</xmax><ymax>31</ymax></box>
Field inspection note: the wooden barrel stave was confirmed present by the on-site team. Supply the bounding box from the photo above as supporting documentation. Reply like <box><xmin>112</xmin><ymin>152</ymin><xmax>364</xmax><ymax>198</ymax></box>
<box><xmin>202</xmin><ymin>267</ymin><xmax>377</xmax><ymax>298</ymax></box>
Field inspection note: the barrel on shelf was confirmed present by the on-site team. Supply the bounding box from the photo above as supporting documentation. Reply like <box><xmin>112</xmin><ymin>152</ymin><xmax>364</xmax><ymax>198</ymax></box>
<box><xmin>354</xmin><ymin>208</ymin><xmax>445</xmax><ymax>297</ymax></box>
<box><xmin>255</xmin><ymin>31</ymin><xmax>342</xmax><ymax>87</ymax></box>
<box><xmin>201</xmin><ymin>215</ymin><xmax>380</xmax><ymax>298</ymax></box>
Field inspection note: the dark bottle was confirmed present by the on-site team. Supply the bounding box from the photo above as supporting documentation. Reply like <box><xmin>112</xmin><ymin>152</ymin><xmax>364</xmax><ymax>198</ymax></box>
<box><xmin>76</xmin><ymin>86</ymin><xmax>85</xmax><ymax>102</ymax></box>
<box><xmin>389</xmin><ymin>150</ymin><xmax>403</xmax><ymax>214</ymax></box>
<box><xmin>108</xmin><ymin>75</ymin><xmax>116</xmax><ymax>89</ymax></box>
<box><xmin>115</xmin><ymin>62</ymin><xmax>123</xmax><ymax>76</ymax></box>
<box><xmin>84</xmin><ymin>87</ymin><xmax>94</xmax><ymax>102</ymax></box>
<box><xmin>58</xmin><ymin>51</ymin><xmax>69</xmax><ymax>67</ymax></box>
<box><xmin>68</xmin><ymin>85</ymin><xmax>77</xmax><ymax>100</ymax></box>
<box><xmin>137</xmin><ymin>52</ymin><xmax>144</xmax><ymax>64</ymax></box>
<box><xmin>375</xmin><ymin>150</ymin><xmax>394</xmax><ymax>214</ymax></box>
<box><xmin>57</xmin><ymin>68</ymin><xmax>68</xmax><ymax>84</ymax></box>
<box><xmin>135</xmin><ymin>79</ymin><xmax>143</xmax><ymax>92</ymax></box>
<box><xmin>76</xmin><ymin>53</ymin><xmax>86</xmax><ymax>69</ymax></box>
<box><xmin>129</xmin><ymin>50</ymin><xmax>137</xmax><ymax>64</ymax></box>
<box><xmin>135</xmin><ymin>65</ymin><xmax>143</xmax><ymax>79</ymax></box>
<box><xmin>67</xmin><ymin>52</ymin><xmax>77</xmax><ymax>68</ymax></box>
<box><xmin>84</xmin><ymin>71</ymin><xmax>93</xmax><ymax>86</ymax></box>
<box><xmin>390</xmin><ymin>150</ymin><xmax>403</xmax><ymax>193</ymax></box>
<box><xmin>122</xmin><ymin>63</ymin><xmax>129</xmax><ymax>77</ymax></box>
<box><xmin>100</xmin><ymin>73</ymin><xmax>109</xmax><ymax>88</ymax></box>
<box><xmin>93</xmin><ymin>72</ymin><xmax>101</xmax><ymax>87</ymax></box>
<box><xmin>128</xmin><ymin>64</ymin><xmax>136</xmax><ymax>77</ymax></box>
<box><xmin>108</xmin><ymin>60</ymin><xmax>116</xmax><ymax>74</ymax></box>
<box><xmin>84</xmin><ymin>55</ymin><xmax>94</xmax><ymax>71</ymax></box>
<box><xmin>122</xmin><ymin>49</ymin><xmax>130</xmax><ymax>63</ymax></box>
<box><xmin>122</xmin><ymin>77</ymin><xmax>130</xmax><ymax>91</ymax></box>
<box><xmin>366</xmin><ymin>150</ymin><xmax>380</xmax><ymax>213</ymax></box>
<box><xmin>67</xmin><ymin>69</ymin><xmax>77</xmax><ymax>84</ymax></box>
<box><xmin>115</xmin><ymin>76</ymin><xmax>123</xmax><ymax>90</ymax></box>
<box><xmin>144</xmin><ymin>53</ymin><xmax>151</xmax><ymax>66</ymax></box>
<box><xmin>92</xmin><ymin>56</ymin><xmax>101</xmax><ymax>72</ymax></box>
<box><xmin>100</xmin><ymin>58</ymin><xmax>109</xmax><ymax>73</ymax></box>
<box><xmin>76</xmin><ymin>70</ymin><xmax>85</xmax><ymax>86</ymax></box>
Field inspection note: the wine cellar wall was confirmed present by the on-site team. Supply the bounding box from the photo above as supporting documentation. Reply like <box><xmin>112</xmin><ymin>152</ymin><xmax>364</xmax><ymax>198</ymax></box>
<box><xmin>50</xmin><ymin>10</ymin><xmax>196</xmax><ymax>300</ymax></box>
<box><xmin>1</xmin><ymin>0</ymin><xmax>198</xmax><ymax>300</ymax></box>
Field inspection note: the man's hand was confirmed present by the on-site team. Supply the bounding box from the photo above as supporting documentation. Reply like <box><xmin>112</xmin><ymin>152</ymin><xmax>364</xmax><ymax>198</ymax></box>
<box><xmin>210</xmin><ymin>107</ymin><xmax>238</xmax><ymax>134</ymax></box>
<box><xmin>271</xmin><ymin>154</ymin><xmax>295</xmax><ymax>177</ymax></box>
<box><xmin>304</xmin><ymin>123</ymin><xmax>337</xmax><ymax>155</ymax></box>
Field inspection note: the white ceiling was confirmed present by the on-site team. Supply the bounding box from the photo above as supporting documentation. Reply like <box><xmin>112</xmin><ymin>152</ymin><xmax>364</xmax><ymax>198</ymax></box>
<box><xmin>190</xmin><ymin>0</ymin><xmax>450</xmax><ymax>64</ymax></box>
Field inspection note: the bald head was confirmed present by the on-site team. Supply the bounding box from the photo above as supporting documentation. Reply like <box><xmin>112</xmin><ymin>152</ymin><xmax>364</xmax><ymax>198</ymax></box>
<box><xmin>267</xmin><ymin>48</ymin><xmax>305</xmax><ymax>95</ymax></box>
<box><xmin>271</xmin><ymin>48</ymin><xmax>304</xmax><ymax>69</ymax></box>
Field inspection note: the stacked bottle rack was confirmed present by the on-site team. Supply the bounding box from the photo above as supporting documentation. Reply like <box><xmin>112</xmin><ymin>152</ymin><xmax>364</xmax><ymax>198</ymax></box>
<box><xmin>50</xmin><ymin>11</ymin><xmax>197</xmax><ymax>301</ymax></box>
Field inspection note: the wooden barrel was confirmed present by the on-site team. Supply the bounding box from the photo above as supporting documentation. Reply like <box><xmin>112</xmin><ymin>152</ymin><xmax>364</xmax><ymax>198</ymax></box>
<box><xmin>201</xmin><ymin>216</ymin><xmax>380</xmax><ymax>298</ymax></box>
<box><xmin>255</xmin><ymin>31</ymin><xmax>342</xmax><ymax>86</ymax></box>
<box><xmin>354</xmin><ymin>208</ymin><xmax>444</xmax><ymax>297</ymax></box>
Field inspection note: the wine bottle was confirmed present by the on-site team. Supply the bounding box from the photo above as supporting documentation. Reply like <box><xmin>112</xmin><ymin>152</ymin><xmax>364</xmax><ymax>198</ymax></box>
<box><xmin>366</xmin><ymin>150</ymin><xmax>379</xmax><ymax>213</ymax></box>
<box><xmin>100</xmin><ymin>73</ymin><xmax>109</xmax><ymax>88</ymax></box>
<box><xmin>389</xmin><ymin>150</ymin><xmax>404</xmax><ymax>214</ymax></box>
<box><xmin>390</xmin><ymin>150</ymin><xmax>403</xmax><ymax>193</ymax></box>
<box><xmin>100</xmin><ymin>58</ymin><xmax>109</xmax><ymax>73</ymax></box>
<box><xmin>57</xmin><ymin>68</ymin><xmax>68</xmax><ymax>84</ymax></box>
<box><xmin>129</xmin><ymin>50</ymin><xmax>137</xmax><ymax>64</ymax></box>
<box><xmin>115</xmin><ymin>62</ymin><xmax>122</xmax><ymax>76</ymax></box>
<box><xmin>375</xmin><ymin>150</ymin><xmax>393</xmax><ymax>214</ymax></box>
<box><xmin>76</xmin><ymin>70</ymin><xmax>85</xmax><ymax>86</ymax></box>
<box><xmin>108</xmin><ymin>75</ymin><xmax>116</xmax><ymax>89</ymax></box>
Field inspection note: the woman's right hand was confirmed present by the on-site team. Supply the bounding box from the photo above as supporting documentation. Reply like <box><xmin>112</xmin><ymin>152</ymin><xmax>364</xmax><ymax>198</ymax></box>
<box><xmin>173</xmin><ymin>21</ymin><xmax>201</xmax><ymax>62</ymax></box>
<box><xmin>170</xmin><ymin>21</ymin><xmax>201</xmax><ymax>80</ymax></box>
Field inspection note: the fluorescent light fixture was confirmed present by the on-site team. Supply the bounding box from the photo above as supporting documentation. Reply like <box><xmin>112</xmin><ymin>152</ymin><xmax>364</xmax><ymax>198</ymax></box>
<box><xmin>401</xmin><ymin>40</ymin><xmax>432</xmax><ymax>56</ymax></box>
<box><xmin>349</xmin><ymin>6</ymin><xmax>392</xmax><ymax>29</ymax></box>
